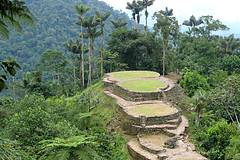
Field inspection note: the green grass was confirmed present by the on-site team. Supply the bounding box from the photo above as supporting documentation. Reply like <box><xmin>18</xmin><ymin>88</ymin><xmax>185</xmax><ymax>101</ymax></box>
<box><xmin>128</xmin><ymin>103</ymin><xmax>178</xmax><ymax>117</ymax></box>
<box><xmin>119</xmin><ymin>79</ymin><xmax>168</xmax><ymax>92</ymax></box>
<box><xmin>111</xmin><ymin>71</ymin><xmax>160</xmax><ymax>81</ymax></box>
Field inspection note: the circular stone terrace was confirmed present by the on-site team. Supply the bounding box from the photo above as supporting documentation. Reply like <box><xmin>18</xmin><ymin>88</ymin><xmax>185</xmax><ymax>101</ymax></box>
<box><xmin>109</xmin><ymin>71</ymin><xmax>160</xmax><ymax>81</ymax></box>
<box><xmin>105</xmin><ymin>71</ymin><xmax>173</xmax><ymax>93</ymax></box>
<box><xmin>127</xmin><ymin>102</ymin><xmax>178</xmax><ymax>117</ymax></box>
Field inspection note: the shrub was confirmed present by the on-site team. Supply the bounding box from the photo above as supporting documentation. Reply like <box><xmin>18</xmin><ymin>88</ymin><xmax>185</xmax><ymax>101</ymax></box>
<box><xmin>202</xmin><ymin>120</ymin><xmax>238</xmax><ymax>160</ymax></box>
<box><xmin>225</xmin><ymin>135</ymin><xmax>240</xmax><ymax>160</ymax></box>
<box><xmin>222</xmin><ymin>55</ymin><xmax>240</xmax><ymax>74</ymax></box>
<box><xmin>180</xmin><ymin>70</ymin><xmax>209</xmax><ymax>97</ymax></box>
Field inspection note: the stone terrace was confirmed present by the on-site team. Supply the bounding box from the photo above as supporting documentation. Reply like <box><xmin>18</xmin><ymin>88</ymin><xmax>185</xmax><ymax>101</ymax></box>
<box><xmin>103</xmin><ymin>71</ymin><xmax>207</xmax><ymax>160</ymax></box>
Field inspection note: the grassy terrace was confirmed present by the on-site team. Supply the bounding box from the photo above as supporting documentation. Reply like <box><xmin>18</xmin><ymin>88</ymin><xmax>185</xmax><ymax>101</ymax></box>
<box><xmin>111</xmin><ymin>71</ymin><xmax>160</xmax><ymax>81</ymax></box>
<box><xmin>119</xmin><ymin>79</ymin><xmax>168</xmax><ymax>92</ymax></box>
<box><xmin>128</xmin><ymin>103</ymin><xmax>178</xmax><ymax>117</ymax></box>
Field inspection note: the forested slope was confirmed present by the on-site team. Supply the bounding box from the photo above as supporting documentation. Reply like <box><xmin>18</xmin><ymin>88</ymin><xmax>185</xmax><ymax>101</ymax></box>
<box><xmin>0</xmin><ymin>0</ymin><xmax>133</xmax><ymax>72</ymax></box>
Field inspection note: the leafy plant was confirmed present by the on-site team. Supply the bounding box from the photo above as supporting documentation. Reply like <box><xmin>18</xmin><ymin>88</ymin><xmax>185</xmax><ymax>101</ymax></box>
<box><xmin>180</xmin><ymin>70</ymin><xmax>209</xmax><ymax>97</ymax></box>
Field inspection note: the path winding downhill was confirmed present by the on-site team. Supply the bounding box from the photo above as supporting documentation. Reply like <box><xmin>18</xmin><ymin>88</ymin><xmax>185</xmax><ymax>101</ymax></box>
<box><xmin>103</xmin><ymin>71</ymin><xmax>207</xmax><ymax>160</ymax></box>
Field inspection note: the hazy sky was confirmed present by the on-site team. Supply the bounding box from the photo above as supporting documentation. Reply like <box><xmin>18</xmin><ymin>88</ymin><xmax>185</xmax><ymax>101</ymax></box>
<box><xmin>101</xmin><ymin>0</ymin><xmax>240</xmax><ymax>34</ymax></box>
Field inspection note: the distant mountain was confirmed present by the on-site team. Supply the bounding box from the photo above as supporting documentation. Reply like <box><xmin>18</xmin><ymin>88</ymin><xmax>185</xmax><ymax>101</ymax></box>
<box><xmin>0</xmin><ymin>0</ymin><xmax>133</xmax><ymax>72</ymax></box>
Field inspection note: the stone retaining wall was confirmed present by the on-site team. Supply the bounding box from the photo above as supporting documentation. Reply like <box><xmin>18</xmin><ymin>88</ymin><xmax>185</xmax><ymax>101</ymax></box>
<box><xmin>119</xmin><ymin>104</ymin><xmax>181</xmax><ymax>125</ymax></box>
<box><xmin>127</xmin><ymin>144</ymin><xmax>152</xmax><ymax>160</ymax></box>
<box><xmin>103</xmin><ymin>76</ymin><xmax>172</xmax><ymax>102</ymax></box>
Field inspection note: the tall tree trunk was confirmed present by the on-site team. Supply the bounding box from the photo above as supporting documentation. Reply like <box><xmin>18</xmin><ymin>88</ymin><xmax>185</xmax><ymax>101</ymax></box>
<box><xmin>145</xmin><ymin>8</ymin><xmax>148</xmax><ymax>32</ymax></box>
<box><xmin>73</xmin><ymin>66</ymin><xmax>76</xmax><ymax>86</ymax></box>
<box><xmin>100</xmin><ymin>25</ymin><xmax>104</xmax><ymax>78</ymax></box>
<box><xmin>81</xmin><ymin>24</ymin><xmax>85</xmax><ymax>88</ymax></box>
<box><xmin>195</xmin><ymin>107</ymin><xmax>201</xmax><ymax>126</ymax></box>
<box><xmin>57</xmin><ymin>73</ymin><xmax>60</xmax><ymax>85</ymax></box>
<box><xmin>88</xmin><ymin>37</ymin><xmax>92</xmax><ymax>86</ymax></box>
<box><xmin>162</xmin><ymin>43</ymin><xmax>166</xmax><ymax>77</ymax></box>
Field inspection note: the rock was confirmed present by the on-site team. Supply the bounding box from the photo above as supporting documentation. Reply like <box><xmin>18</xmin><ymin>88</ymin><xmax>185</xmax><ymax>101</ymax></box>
<box><xmin>164</xmin><ymin>137</ymin><xmax>178</xmax><ymax>149</ymax></box>
<box><xmin>157</xmin><ymin>153</ymin><xmax>168</xmax><ymax>160</ymax></box>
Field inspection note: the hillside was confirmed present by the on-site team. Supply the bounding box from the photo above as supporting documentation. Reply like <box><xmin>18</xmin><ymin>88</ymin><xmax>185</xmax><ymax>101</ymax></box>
<box><xmin>0</xmin><ymin>0</ymin><xmax>133</xmax><ymax>72</ymax></box>
<box><xmin>0</xmin><ymin>82</ymin><xmax>129</xmax><ymax>159</ymax></box>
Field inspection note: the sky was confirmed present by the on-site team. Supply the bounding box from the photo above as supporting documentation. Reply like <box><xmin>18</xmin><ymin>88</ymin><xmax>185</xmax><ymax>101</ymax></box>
<box><xmin>101</xmin><ymin>0</ymin><xmax>240</xmax><ymax>35</ymax></box>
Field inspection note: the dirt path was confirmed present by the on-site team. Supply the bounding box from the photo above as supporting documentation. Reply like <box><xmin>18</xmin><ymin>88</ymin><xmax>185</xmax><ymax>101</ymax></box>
<box><xmin>104</xmin><ymin>74</ymin><xmax>207</xmax><ymax>160</ymax></box>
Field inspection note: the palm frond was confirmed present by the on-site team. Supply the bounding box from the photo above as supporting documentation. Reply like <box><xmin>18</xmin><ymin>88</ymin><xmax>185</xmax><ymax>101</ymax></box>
<box><xmin>39</xmin><ymin>135</ymin><xmax>96</xmax><ymax>153</ymax></box>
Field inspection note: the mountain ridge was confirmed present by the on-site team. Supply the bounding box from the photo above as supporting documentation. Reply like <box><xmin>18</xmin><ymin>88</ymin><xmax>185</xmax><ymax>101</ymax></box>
<box><xmin>0</xmin><ymin>0</ymin><xmax>133</xmax><ymax>72</ymax></box>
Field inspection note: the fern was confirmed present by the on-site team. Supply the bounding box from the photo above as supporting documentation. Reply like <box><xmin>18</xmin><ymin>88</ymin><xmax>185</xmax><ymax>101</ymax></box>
<box><xmin>38</xmin><ymin>135</ymin><xmax>97</xmax><ymax>160</ymax></box>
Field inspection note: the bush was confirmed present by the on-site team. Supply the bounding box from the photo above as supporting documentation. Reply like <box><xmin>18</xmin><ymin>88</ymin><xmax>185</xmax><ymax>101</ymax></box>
<box><xmin>222</xmin><ymin>55</ymin><xmax>240</xmax><ymax>74</ymax></box>
<box><xmin>206</xmin><ymin>75</ymin><xmax>240</xmax><ymax>121</ymax></box>
<box><xmin>225</xmin><ymin>135</ymin><xmax>240</xmax><ymax>160</ymax></box>
<box><xmin>6</xmin><ymin>95</ymin><xmax>79</xmax><ymax>146</ymax></box>
<box><xmin>180</xmin><ymin>70</ymin><xmax>209</xmax><ymax>97</ymax></box>
<box><xmin>208</xmin><ymin>70</ymin><xmax>228</xmax><ymax>88</ymax></box>
<box><xmin>202</xmin><ymin>120</ymin><xmax>238</xmax><ymax>160</ymax></box>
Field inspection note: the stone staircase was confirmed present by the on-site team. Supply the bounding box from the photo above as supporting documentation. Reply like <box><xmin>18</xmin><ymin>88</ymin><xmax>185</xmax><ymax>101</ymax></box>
<box><xmin>103</xmin><ymin>72</ymin><xmax>207</xmax><ymax>160</ymax></box>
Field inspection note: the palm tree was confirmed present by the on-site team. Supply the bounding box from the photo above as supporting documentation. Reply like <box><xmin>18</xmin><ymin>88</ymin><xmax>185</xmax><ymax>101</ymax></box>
<box><xmin>154</xmin><ymin>7</ymin><xmax>177</xmax><ymax>76</ymax></box>
<box><xmin>183</xmin><ymin>15</ymin><xmax>203</xmax><ymax>27</ymax></box>
<box><xmin>111</xmin><ymin>19</ymin><xmax>128</xmax><ymax>29</ymax></box>
<box><xmin>96</xmin><ymin>11</ymin><xmax>111</xmax><ymax>78</ymax></box>
<box><xmin>66</xmin><ymin>39</ymin><xmax>88</xmax><ymax>88</ymax></box>
<box><xmin>183</xmin><ymin>15</ymin><xmax>203</xmax><ymax>36</ymax></box>
<box><xmin>0</xmin><ymin>0</ymin><xmax>33</xmax><ymax>39</ymax></box>
<box><xmin>82</xmin><ymin>16</ymin><xmax>101</xmax><ymax>86</ymax></box>
<box><xmin>192</xmin><ymin>90</ymin><xmax>207</xmax><ymax>126</ymax></box>
<box><xmin>75</xmin><ymin>5</ymin><xmax>90</xmax><ymax>88</ymax></box>
<box><xmin>0</xmin><ymin>0</ymin><xmax>33</xmax><ymax>92</ymax></box>
<box><xmin>218</xmin><ymin>34</ymin><xmax>240</xmax><ymax>55</ymax></box>
<box><xmin>126</xmin><ymin>0</ymin><xmax>143</xmax><ymax>28</ymax></box>
<box><xmin>137</xmin><ymin>0</ymin><xmax>155</xmax><ymax>32</ymax></box>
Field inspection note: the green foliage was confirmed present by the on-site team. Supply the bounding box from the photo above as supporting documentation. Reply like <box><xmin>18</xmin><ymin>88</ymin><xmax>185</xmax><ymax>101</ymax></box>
<box><xmin>208</xmin><ymin>70</ymin><xmax>228</xmax><ymax>88</ymax></box>
<box><xmin>222</xmin><ymin>55</ymin><xmax>240</xmax><ymax>74</ymax></box>
<box><xmin>0</xmin><ymin>0</ymin><xmax>133</xmax><ymax>74</ymax></box>
<box><xmin>202</xmin><ymin>120</ymin><xmax>238</xmax><ymax>160</ymax></box>
<box><xmin>22</xmin><ymin>71</ymin><xmax>54</xmax><ymax>97</ymax></box>
<box><xmin>104</xmin><ymin>51</ymin><xmax>128</xmax><ymax>72</ymax></box>
<box><xmin>207</xmin><ymin>75</ymin><xmax>240</xmax><ymax>122</ymax></box>
<box><xmin>39</xmin><ymin>50</ymin><xmax>67</xmax><ymax>75</ymax></box>
<box><xmin>191</xmin><ymin>89</ymin><xmax>207</xmax><ymax>126</ymax></box>
<box><xmin>0</xmin><ymin>0</ymin><xmax>33</xmax><ymax>39</ymax></box>
<box><xmin>177</xmin><ymin>35</ymin><xmax>221</xmax><ymax>75</ymax></box>
<box><xmin>0</xmin><ymin>82</ymin><xmax>128</xmax><ymax>159</ymax></box>
<box><xmin>225</xmin><ymin>135</ymin><xmax>240</xmax><ymax>160</ymax></box>
<box><xmin>108</xmin><ymin>28</ymin><xmax>161</xmax><ymax>71</ymax></box>
<box><xmin>0</xmin><ymin>137</ymin><xmax>33</xmax><ymax>160</ymax></box>
<box><xmin>0</xmin><ymin>58</ymin><xmax>20</xmax><ymax>91</ymax></box>
<box><xmin>7</xmin><ymin>95</ymin><xmax>55</xmax><ymax>146</ymax></box>
<box><xmin>93</xmin><ymin>129</ymin><xmax>129</xmax><ymax>160</ymax></box>
<box><xmin>38</xmin><ymin>135</ymin><xmax>96</xmax><ymax>160</ymax></box>
<box><xmin>180</xmin><ymin>70</ymin><xmax>209</xmax><ymax>97</ymax></box>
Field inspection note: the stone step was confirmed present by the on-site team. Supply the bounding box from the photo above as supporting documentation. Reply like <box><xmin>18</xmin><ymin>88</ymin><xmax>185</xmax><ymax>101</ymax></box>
<box><xmin>131</xmin><ymin>124</ymin><xmax>178</xmax><ymax>134</ymax></box>
<box><xmin>165</xmin><ymin>151</ymin><xmax>208</xmax><ymax>160</ymax></box>
<box><xmin>144</xmin><ymin>115</ymin><xmax>182</xmax><ymax>126</ymax></box>
<box><xmin>166</xmin><ymin>116</ymin><xmax>182</xmax><ymax>125</ymax></box>
<box><xmin>164</xmin><ymin>116</ymin><xmax>188</xmax><ymax>136</ymax></box>
<box><xmin>128</xmin><ymin>138</ymin><xmax>158</xmax><ymax>160</ymax></box>
<box><xmin>138</xmin><ymin>134</ymin><xmax>167</xmax><ymax>154</ymax></box>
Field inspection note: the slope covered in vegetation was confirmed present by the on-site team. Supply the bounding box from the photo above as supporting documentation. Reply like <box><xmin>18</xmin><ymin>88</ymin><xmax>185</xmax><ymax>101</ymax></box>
<box><xmin>1</xmin><ymin>0</ymin><xmax>240</xmax><ymax>159</ymax></box>
<box><xmin>0</xmin><ymin>82</ymin><xmax>129</xmax><ymax>160</ymax></box>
